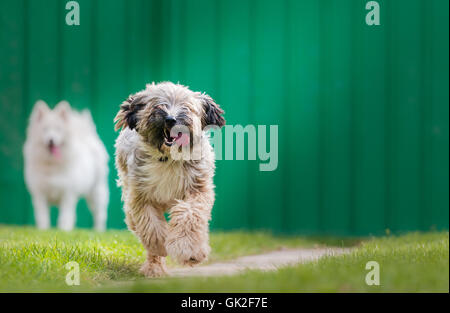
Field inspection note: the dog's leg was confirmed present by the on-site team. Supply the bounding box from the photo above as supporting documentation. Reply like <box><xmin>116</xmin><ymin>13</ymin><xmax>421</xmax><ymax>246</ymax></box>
<box><xmin>139</xmin><ymin>255</ymin><xmax>167</xmax><ymax>278</ymax></box>
<box><xmin>32</xmin><ymin>195</ymin><xmax>50</xmax><ymax>230</ymax></box>
<box><xmin>166</xmin><ymin>193</ymin><xmax>213</xmax><ymax>266</ymax></box>
<box><xmin>87</xmin><ymin>179</ymin><xmax>108</xmax><ymax>232</ymax></box>
<box><xmin>127</xmin><ymin>207</ymin><xmax>168</xmax><ymax>277</ymax></box>
<box><xmin>57</xmin><ymin>194</ymin><xmax>77</xmax><ymax>231</ymax></box>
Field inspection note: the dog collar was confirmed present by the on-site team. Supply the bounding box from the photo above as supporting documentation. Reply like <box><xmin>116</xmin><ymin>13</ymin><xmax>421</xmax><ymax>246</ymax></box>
<box><xmin>158</xmin><ymin>156</ymin><xmax>168</xmax><ymax>162</ymax></box>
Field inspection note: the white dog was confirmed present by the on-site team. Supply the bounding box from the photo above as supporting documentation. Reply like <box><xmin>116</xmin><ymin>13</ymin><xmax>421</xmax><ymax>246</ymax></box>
<box><xmin>23</xmin><ymin>100</ymin><xmax>109</xmax><ymax>231</ymax></box>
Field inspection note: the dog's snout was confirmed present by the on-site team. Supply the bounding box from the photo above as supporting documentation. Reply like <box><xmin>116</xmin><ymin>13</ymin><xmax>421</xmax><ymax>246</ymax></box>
<box><xmin>165</xmin><ymin>116</ymin><xmax>177</xmax><ymax>128</ymax></box>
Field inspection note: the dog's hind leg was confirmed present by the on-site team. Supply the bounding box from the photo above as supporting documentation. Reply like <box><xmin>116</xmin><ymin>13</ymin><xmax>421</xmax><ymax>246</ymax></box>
<box><xmin>87</xmin><ymin>179</ymin><xmax>109</xmax><ymax>232</ymax></box>
<box><xmin>32</xmin><ymin>194</ymin><xmax>50</xmax><ymax>230</ymax></box>
<box><xmin>57</xmin><ymin>194</ymin><xmax>77</xmax><ymax>231</ymax></box>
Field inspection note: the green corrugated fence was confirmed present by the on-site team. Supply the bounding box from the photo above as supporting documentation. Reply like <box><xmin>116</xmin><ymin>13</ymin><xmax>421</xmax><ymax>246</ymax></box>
<box><xmin>0</xmin><ymin>0</ymin><xmax>448</xmax><ymax>235</ymax></box>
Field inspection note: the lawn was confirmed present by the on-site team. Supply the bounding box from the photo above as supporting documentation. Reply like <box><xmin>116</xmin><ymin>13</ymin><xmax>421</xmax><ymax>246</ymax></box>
<box><xmin>0</xmin><ymin>225</ymin><xmax>447</xmax><ymax>292</ymax></box>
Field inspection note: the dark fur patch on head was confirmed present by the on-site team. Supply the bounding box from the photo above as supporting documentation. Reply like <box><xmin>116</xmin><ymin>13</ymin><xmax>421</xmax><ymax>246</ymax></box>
<box><xmin>114</xmin><ymin>95</ymin><xmax>146</xmax><ymax>131</ymax></box>
<box><xmin>142</xmin><ymin>106</ymin><xmax>166</xmax><ymax>149</ymax></box>
<box><xmin>174</xmin><ymin>107</ymin><xmax>193</xmax><ymax>130</ymax></box>
<box><xmin>199</xmin><ymin>94</ymin><xmax>225</xmax><ymax>128</ymax></box>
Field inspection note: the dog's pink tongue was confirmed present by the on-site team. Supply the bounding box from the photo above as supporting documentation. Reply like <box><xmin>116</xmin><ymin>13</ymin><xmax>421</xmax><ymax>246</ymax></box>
<box><xmin>174</xmin><ymin>132</ymin><xmax>190</xmax><ymax>147</ymax></box>
<box><xmin>50</xmin><ymin>145</ymin><xmax>61</xmax><ymax>159</ymax></box>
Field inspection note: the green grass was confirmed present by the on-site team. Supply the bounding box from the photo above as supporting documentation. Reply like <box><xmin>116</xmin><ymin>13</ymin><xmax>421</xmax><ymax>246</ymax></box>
<box><xmin>123</xmin><ymin>232</ymin><xmax>446</xmax><ymax>293</ymax></box>
<box><xmin>0</xmin><ymin>225</ymin><xmax>357</xmax><ymax>292</ymax></box>
<box><xmin>0</xmin><ymin>225</ymin><xmax>447</xmax><ymax>292</ymax></box>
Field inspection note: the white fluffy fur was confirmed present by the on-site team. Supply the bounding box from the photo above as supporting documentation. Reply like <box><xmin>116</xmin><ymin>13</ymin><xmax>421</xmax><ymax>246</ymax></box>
<box><xmin>23</xmin><ymin>100</ymin><xmax>109</xmax><ymax>231</ymax></box>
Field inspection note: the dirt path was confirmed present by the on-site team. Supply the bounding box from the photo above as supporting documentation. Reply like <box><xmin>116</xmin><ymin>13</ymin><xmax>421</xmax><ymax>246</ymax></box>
<box><xmin>170</xmin><ymin>247</ymin><xmax>351</xmax><ymax>277</ymax></box>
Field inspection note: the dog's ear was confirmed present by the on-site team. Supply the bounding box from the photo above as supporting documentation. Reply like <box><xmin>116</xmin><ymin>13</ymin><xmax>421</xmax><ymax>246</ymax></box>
<box><xmin>114</xmin><ymin>95</ymin><xmax>145</xmax><ymax>131</ymax></box>
<box><xmin>198</xmin><ymin>93</ymin><xmax>226</xmax><ymax>128</ymax></box>
<box><xmin>54</xmin><ymin>100</ymin><xmax>71</xmax><ymax>121</ymax></box>
<box><xmin>31</xmin><ymin>100</ymin><xmax>50</xmax><ymax>122</ymax></box>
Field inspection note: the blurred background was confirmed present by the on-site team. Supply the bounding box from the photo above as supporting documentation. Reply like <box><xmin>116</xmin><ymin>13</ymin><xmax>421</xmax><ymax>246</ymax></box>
<box><xmin>0</xmin><ymin>0</ymin><xmax>448</xmax><ymax>236</ymax></box>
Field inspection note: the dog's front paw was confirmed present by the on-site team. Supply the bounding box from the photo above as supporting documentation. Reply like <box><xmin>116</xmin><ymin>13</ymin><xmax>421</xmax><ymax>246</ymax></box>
<box><xmin>139</xmin><ymin>258</ymin><xmax>167</xmax><ymax>278</ymax></box>
<box><xmin>166</xmin><ymin>235</ymin><xmax>210</xmax><ymax>266</ymax></box>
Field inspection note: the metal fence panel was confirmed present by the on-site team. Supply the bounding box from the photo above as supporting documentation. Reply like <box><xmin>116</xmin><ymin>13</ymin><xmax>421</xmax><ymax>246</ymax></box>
<box><xmin>0</xmin><ymin>0</ymin><xmax>448</xmax><ymax>235</ymax></box>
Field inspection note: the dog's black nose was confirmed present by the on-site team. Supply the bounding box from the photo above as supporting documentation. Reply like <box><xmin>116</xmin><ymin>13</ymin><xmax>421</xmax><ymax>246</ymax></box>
<box><xmin>165</xmin><ymin>116</ymin><xmax>177</xmax><ymax>128</ymax></box>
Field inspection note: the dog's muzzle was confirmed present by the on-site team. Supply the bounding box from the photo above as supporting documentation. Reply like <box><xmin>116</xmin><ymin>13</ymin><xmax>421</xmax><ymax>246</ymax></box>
<box><xmin>163</xmin><ymin>128</ymin><xmax>184</xmax><ymax>147</ymax></box>
<box><xmin>162</xmin><ymin>116</ymin><xmax>190</xmax><ymax>147</ymax></box>
<box><xmin>163</xmin><ymin>116</ymin><xmax>177</xmax><ymax>147</ymax></box>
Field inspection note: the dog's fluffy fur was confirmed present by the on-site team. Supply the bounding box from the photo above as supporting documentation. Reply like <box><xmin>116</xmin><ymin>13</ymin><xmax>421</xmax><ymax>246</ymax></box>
<box><xmin>114</xmin><ymin>82</ymin><xmax>225</xmax><ymax>277</ymax></box>
<box><xmin>24</xmin><ymin>100</ymin><xmax>109</xmax><ymax>231</ymax></box>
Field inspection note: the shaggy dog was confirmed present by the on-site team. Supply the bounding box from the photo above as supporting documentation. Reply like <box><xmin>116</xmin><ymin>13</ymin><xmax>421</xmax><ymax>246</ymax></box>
<box><xmin>24</xmin><ymin>100</ymin><xmax>109</xmax><ymax>231</ymax></box>
<box><xmin>114</xmin><ymin>82</ymin><xmax>225</xmax><ymax>277</ymax></box>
